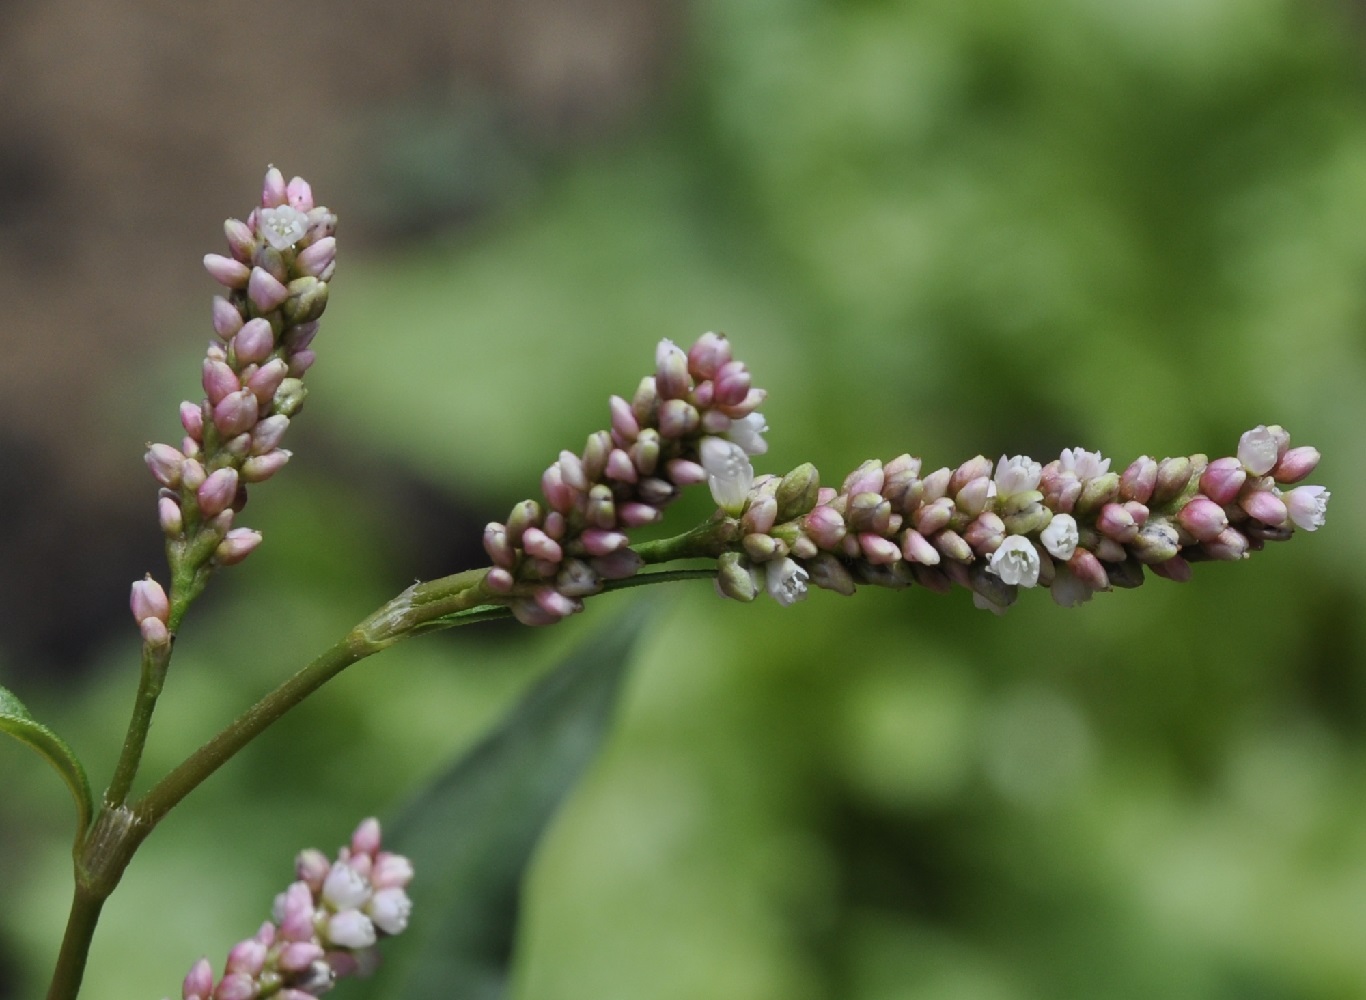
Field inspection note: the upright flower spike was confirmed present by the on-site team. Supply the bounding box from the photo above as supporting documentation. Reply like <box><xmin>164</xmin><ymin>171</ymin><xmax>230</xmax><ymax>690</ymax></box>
<box><xmin>164</xmin><ymin>818</ymin><xmax>412</xmax><ymax>1000</ymax></box>
<box><xmin>140</xmin><ymin>168</ymin><xmax>337</xmax><ymax>624</ymax></box>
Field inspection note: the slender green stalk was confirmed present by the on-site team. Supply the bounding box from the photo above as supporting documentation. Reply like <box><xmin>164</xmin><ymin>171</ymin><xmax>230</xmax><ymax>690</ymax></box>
<box><xmin>45</xmin><ymin>887</ymin><xmax>104</xmax><ymax>1000</ymax></box>
<box><xmin>47</xmin><ymin>530</ymin><xmax>722</xmax><ymax>1000</ymax></box>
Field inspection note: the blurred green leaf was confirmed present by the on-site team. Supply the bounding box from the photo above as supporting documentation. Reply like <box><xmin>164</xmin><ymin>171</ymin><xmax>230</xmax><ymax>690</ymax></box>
<box><xmin>0</xmin><ymin>683</ymin><xmax>93</xmax><ymax>847</ymax></box>
<box><xmin>356</xmin><ymin>604</ymin><xmax>649</xmax><ymax>1000</ymax></box>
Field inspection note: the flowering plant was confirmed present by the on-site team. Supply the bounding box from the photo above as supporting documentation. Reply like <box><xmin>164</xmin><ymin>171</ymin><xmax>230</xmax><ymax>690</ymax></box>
<box><xmin>0</xmin><ymin>170</ymin><xmax>1330</xmax><ymax>1000</ymax></box>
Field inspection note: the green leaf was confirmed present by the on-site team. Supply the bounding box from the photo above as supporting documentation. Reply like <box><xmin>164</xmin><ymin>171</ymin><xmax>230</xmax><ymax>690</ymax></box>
<box><xmin>0</xmin><ymin>683</ymin><xmax>94</xmax><ymax>845</ymax></box>
<box><xmin>358</xmin><ymin>603</ymin><xmax>650</xmax><ymax>1000</ymax></box>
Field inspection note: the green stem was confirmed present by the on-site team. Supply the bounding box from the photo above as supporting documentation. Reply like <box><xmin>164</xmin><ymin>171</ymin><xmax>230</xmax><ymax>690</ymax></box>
<box><xmin>103</xmin><ymin>642</ymin><xmax>171</xmax><ymax>809</ymax></box>
<box><xmin>44</xmin><ymin>886</ymin><xmax>104</xmax><ymax>1000</ymax></box>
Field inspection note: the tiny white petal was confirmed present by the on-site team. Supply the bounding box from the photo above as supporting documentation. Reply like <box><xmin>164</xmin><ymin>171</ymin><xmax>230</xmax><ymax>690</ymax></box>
<box><xmin>366</xmin><ymin>888</ymin><xmax>413</xmax><ymax>935</ymax></box>
<box><xmin>700</xmin><ymin>437</ymin><xmax>754</xmax><ymax>513</ymax></box>
<box><xmin>1039</xmin><ymin>513</ymin><xmax>1078</xmax><ymax>561</ymax></box>
<box><xmin>258</xmin><ymin>205</ymin><xmax>310</xmax><ymax>251</ymax></box>
<box><xmin>326</xmin><ymin>910</ymin><xmax>377</xmax><ymax>949</ymax></box>
<box><xmin>322</xmin><ymin>861</ymin><xmax>370</xmax><ymax>910</ymax></box>
<box><xmin>1285</xmin><ymin>485</ymin><xmax>1330</xmax><ymax>531</ymax></box>
<box><xmin>1059</xmin><ymin>447</ymin><xmax>1110</xmax><ymax>480</ymax></box>
<box><xmin>765</xmin><ymin>557</ymin><xmax>809</xmax><ymax>607</ymax></box>
<box><xmin>1237</xmin><ymin>425</ymin><xmax>1279</xmax><ymax>476</ymax></box>
<box><xmin>727</xmin><ymin>413</ymin><xmax>769</xmax><ymax>456</ymax></box>
<box><xmin>993</xmin><ymin>454</ymin><xmax>1041</xmax><ymax>496</ymax></box>
<box><xmin>987</xmin><ymin>535</ymin><xmax>1041</xmax><ymax>588</ymax></box>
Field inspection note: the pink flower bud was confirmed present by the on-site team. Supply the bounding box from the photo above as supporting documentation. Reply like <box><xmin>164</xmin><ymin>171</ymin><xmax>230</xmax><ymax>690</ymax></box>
<box><xmin>295</xmin><ymin>848</ymin><xmax>331</xmax><ymax>891</ymax></box>
<box><xmin>1150</xmin><ymin>555</ymin><xmax>1192</xmax><ymax>583</ymax></box>
<box><xmin>933</xmin><ymin>529</ymin><xmax>973</xmax><ymax>563</ymax></box>
<box><xmin>1096</xmin><ymin>503</ymin><xmax>1138</xmax><ymax>543</ymax></box>
<box><xmin>1174</xmin><ymin>494</ymin><xmax>1229</xmax><ymax>538</ymax></box>
<box><xmin>687</xmin><ymin>331</ymin><xmax>731</xmax><ymax>379</ymax></box>
<box><xmin>667</xmin><ymin>458</ymin><xmax>707</xmax><ymax>486</ymax></box>
<box><xmin>286</xmin><ymin>175</ymin><xmax>314</xmax><ymax>211</ymax></box>
<box><xmin>197</xmin><ymin>468</ymin><xmax>240</xmax><ymax>518</ymax></box>
<box><xmin>580</xmin><ymin>529</ymin><xmax>629</xmax><ymax>556</ymax></box>
<box><xmin>248</xmin><ymin>266</ymin><xmax>289</xmax><ymax>312</ymax></box>
<box><xmin>232</xmin><ymin>318</ymin><xmax>275</xmax><ymax>365</ymax></box>
<box><xmin>900</xmin><ymin>528</ymin><xmax>940</xmax><ymax>565</ymax></box>
<box><xmin>130</xmin><ymin>576</ymin><xmax>170</xmax><ymax>625</ymax></box>
<box><xmin>804</xmin><ymin>506</ymin><xmax>847</xmax><ymax>549</ymax></box>
<box><xmin>483</xmin><ymin>523</ymin><xmax>516</xmax><ymax>569</ymax></box>
<box><xmin>183</xmin><ymin>958</ymin><xmax>214</xmax><ymax>1000</ymax></box>
<box><xmin>202</xmin><ymin>358</ymin><xmax>240</xmax><ymax>405</ymax></box>
<box><xmin>241</xmin><ymin>449</ymin><xmax>291</xmax><ymax>483</ymax></box>
<box><xmin>657</xmin><ymin>398</ymin><xmax>700</xmax><ymax>439</ymax></box>
<box><xmin>212</xmin><ymin>296</ymin><xmax>244</xmax><ymax>339</ymax></box>
<box><xmin>604</xmin><ymin>448</ymin><xmax>637</xmax><ymax>483</ymax></box>
<box><xmin>296</xmin><ymin>236</ymin><xmax>336</xmax><ymax>277</ymax></box>
<box><xmin>372</xmin><ymin>851</ymin><xmax>415</xmax><ymax>890</ymax></box>
<box><xmin>534</xmin><ymin>586</ymin><xmax>581</xmax><ymax>619</ymax></box>
<box><xmin>181</xmin><ymin>458</ymin><xmax>207</xmax><ymax>491</ymax></box>
<box><xmin>655</xmin><ymin>339</ymin><xmax>691</xmax><ymax>400</ymax></box>
<box><xmin>1198</xmin><ymin>457</ymin><xmax>1246</xmax><ymax>506</ymax></box>
<box><xmin>859</xmin><ymin>532</ymin><xmax>901</xmax><ymax>564</ymax></box>
<box><xmin>140</xmin><ymin>618</ymin><xmax>170</xmax><ymax>647</ymax></box>
<box><xmin>1204</xmin><ymin>527</ymin><xmax>1250</xmax><ymax>561</ymax></box>
<box><xmin>485</xmin><ymin>567</ymin><xmax>515</xmax><ymax>593</ymax></box>
<box><xmin>950</xmin><ymin>456</ymin><xmax>992</xmax><ymax>495</ymax></box>
<box><xmin>213</xmin><ymin>389</ymin><xmax>260</xmax><ymax>438</ymax></box>
<box><xmin>1067</xmin><ymin>548</ymin><xmax>1110</xmax><ymax>590</ymax></box>
<box><xmin>262</xmin><ymin>166</ymin><xmax>287</xmax><ymax>207</ymax></box>
<box><xmin>204</xmin><ymin>253</ymin><xmax>250</xmax><ymax>288</ymax></box>
<box><xmin>279</xmin><ymin>941</ymin><xmax>325</xmax><ymax>972</ymax></box>
<box><xmin>145</xmin><ymin>443</ymin><xmax>186</xmax><ymax>487</ymax></box>
<box><xmin>178</xmin><ymin>401</ymin><xmax>205</xmax><ymax>442</ymax></box>
<box><xmin>1273</xmin><ymin>446</ymin><xmax>1320</xmax><ymax>485</ymax></box>
<box><xmin>609</xmin><ymin>395</ymin><xmax>640</xmax><ymax>443</ymax></box>
<box><xmin>619</xmin><ymin>502</ymin><xmax>663</xmax><ymax>527</ymax></box>
<box><xmin>1240</xmin><ymin>489</ymin><xmax>1287</xmax><ymax>526</ymax></box>
<box><xmin>1118</xmin><ymin>455</ymin><xmax>1158</xmax><ymax>504</ymax></box>
<box><xmin>742</xmin><ymin>496</ymin><xmax>778</xmax><ymax>535</ymax></box>
<box><xmin>963</xmin><ymin>512</ymin><xmax>1006</xmax><ymax>555</ymax></box>
<box><xmin>954</xmin><ymin>476</ymin><xmax>991</xmax><ymax>517</ymax></box>
<box><xmin>590</xmin><ymin>549</ymin><xmax>644</xmax><ymax>580</ymax></box>
<box><xmin>215</xmin><ymin>528</ymin><xmax>262</xmax><ymax>565</ymax></box>
<box><xmin>223</xmin><ymin>218</ymin><xmax>256</xmax><ymax>262</ymax></box>
<box><xmin>159</xmin><ymin>496</ymin><xmax>184</xmax><ymax>537</ymax></box>
<box><xmin>913</xmin><ymin>497</ymin><xmax>954</xmax><ymax>536</ymax></box>
<box><xmin>213</xmin><ymin>973</ymin><xmax>256</xmax><ymax>1000</ymax></box>
<box><xmin>250</xmin><ymin>415</ymin><xmax>290</xmax><ymax>454</ymax></box>
<box><xmin>225</xmin><ymin>938</ymin><xmax>268</xmax><ymax>976</ymax></box>
<box><xmin>522</xmin><ymin>527</ymin><xmax>563</xmax><ymax>563</ymax></box>
<box><xmin>540</xmin><ymin>465</ymin><xmax>575</xmax><ymax>514</ymax></box>
<box><xmin>247</xmin><ymin>358</ymin><xmax>289</xmax><ymax>404</ymax></box>
<box><xmin>713</xmin><ymin>361</ymin><xmax>751</xmax><ymax>406</ymax></box>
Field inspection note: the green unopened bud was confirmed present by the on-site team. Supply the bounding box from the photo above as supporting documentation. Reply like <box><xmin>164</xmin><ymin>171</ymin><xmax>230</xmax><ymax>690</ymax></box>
<box><xmin>743</xmin><ymin>532</ymin><xmax>780</xmax><ymax>561</ymax></box>
<box><xmin>1074</xmin><ymin>473</ymin><xmax>1120</xmax><ymax>516</ymax></box>
<box><xmin>775</xmin><ymin>463</ymin><xmax>820</xmax><ymax>522</ymax></box>
<box><xmin>1105</xmin><ymin>556</ymin><xmax>1146</xmax><ymax>588</ymax></box>
<box><xmin>969</xmin><ymin>563</ymin><xmax>1018</xmax><ymax>610</ymax></box>
<box><xmin>505</xmin><ymin>499</ymin><xmax>542</xmax><ymax>546</ymax></box>
<box><xmin>806</xmin><ymin>552</ymin><xmax>856</xmax><ymax>595</ymax></box>
<box><xmin>716</xmin><ymin>552</ymin><xmax>759</xmax><ymax>601</ymax></box>
<box><xmin>1151</xmin><ymin>457</ymin><xmax>1193</xmax><ymax>506</ymax></box>
<box><xmin>1001</xmin><ymin>501</ymin><xmax>1053</xmax><ymax>537</ymax></box>
<box><xmin>848</xmin><ymin>492</ymin><xmax>892</xmax><ymax>535</ymax></box>
<box><xmin>272</xmin><ymin>378</ymin><xmax>308</xmax><ymax>417</ymax></box>
<box><xmin>1129</xmin><ymin>521</ymin><xmax>1179</xmax><ymax>564</ymax></box>
<box><xmin>281</xmin><ymin>276</ymin><xmax>328</xmax><ymax>325</ymax></box>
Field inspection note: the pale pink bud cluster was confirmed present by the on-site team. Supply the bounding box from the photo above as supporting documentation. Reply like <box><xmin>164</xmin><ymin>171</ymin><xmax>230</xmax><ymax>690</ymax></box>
<box><xmin>142</xmin><ymin>168</ymin><xmax>335</xmax><ymax>599</ymax></box>
<box><xmin>483</xmin><ymin>332</ymin><xmax>767</xmax><ymax>625</ymax></box>
<box><xmin>713</xmin><ymin>425</ymin><xmax>1328</xmax><ymax>614</ymax></box>
<box><xmin>166</xmin><ymin>818</ymin><xmax>412</xmax><ymax>1000</ymax></box>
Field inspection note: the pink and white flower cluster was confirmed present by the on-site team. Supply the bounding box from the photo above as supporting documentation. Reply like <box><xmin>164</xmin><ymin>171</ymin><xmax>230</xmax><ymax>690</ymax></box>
<box><xmin>482</xmin><ymin>332</ymin><xmax>767</xmax><ymax>625</ymax></box>
<box><xmin>137</xmin><ymin>168</ymin><xmax>337</xmax><ymax>635</ymax></box>
<box><xmin>713</xmin><ymin>423</ymin><xmax>1328</xmax><ymax>614</ymax></box>
<box><xmin>168</xmin><ymin>818</ymin><xmax>412</xmax><ymax>1000</ymax></box>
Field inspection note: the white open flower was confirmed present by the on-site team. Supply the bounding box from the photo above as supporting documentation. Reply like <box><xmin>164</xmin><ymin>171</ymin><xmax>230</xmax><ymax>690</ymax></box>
<box><xmin>727</xmin><ymin>412</ymin><xmax>769</xmax><ymax>456</ymax></box>
<box><xmin>700</xmin><ymin>436</ymin><xmax>754</xmax><ymax>513</ymax></box>
<box><xmin>1284</xmin><ymin>485</ymin><xmax>1330</xmax><ymax>531</ymax></box>
<box><xmin>326</xmin><ymin>910</ymin><xmax>377</xmax><ymax>949</ymax></box>
<box><xmin>765</xmin><ymin>557</ymin><xmax>809</xmax><ymax>606</ymax></box>
<box><xmin>994</xmin><ymin>454</ymin><xmax>1041</xmax><ymax>496</ymax></box>
<box><xmin>366</xmin><ymin>887</ymin><xmax>413</xmax><ymax>935</ymax></box>
<box><xmin>1039</xmin><ymin>513</ymin><xmax>1078</xmax><ymax>561</ymax></box>
<box><xmin>258</xmin><ymin>205</ymin><xmax>310</xmax><ymax>251</ymax></box>
<box><xmin>1237</xmin><ymin>425</ymin><xmax>1279</xmax><ymax>476</ymax></box>
<box><xmin>987</xmin><ymin>535</ymin><xmax>1041</xmax><ymax>588</ymax></box>
<box><xmin>1058</xmin><ymin>447</ymin><xmax>1110</xmax><ymax>480</ymax></box>
<box><xmin>322</xmin><ymin>861</ymin><xmax>371</xmax><ymax>909</ymax></box>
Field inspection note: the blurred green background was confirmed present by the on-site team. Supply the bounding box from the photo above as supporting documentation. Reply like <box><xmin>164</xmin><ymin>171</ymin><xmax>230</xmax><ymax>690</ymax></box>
<box><xmin>3</xmin><ymin>0</ymin><xmax>1366</xmax><ymax>997</ymax></box>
